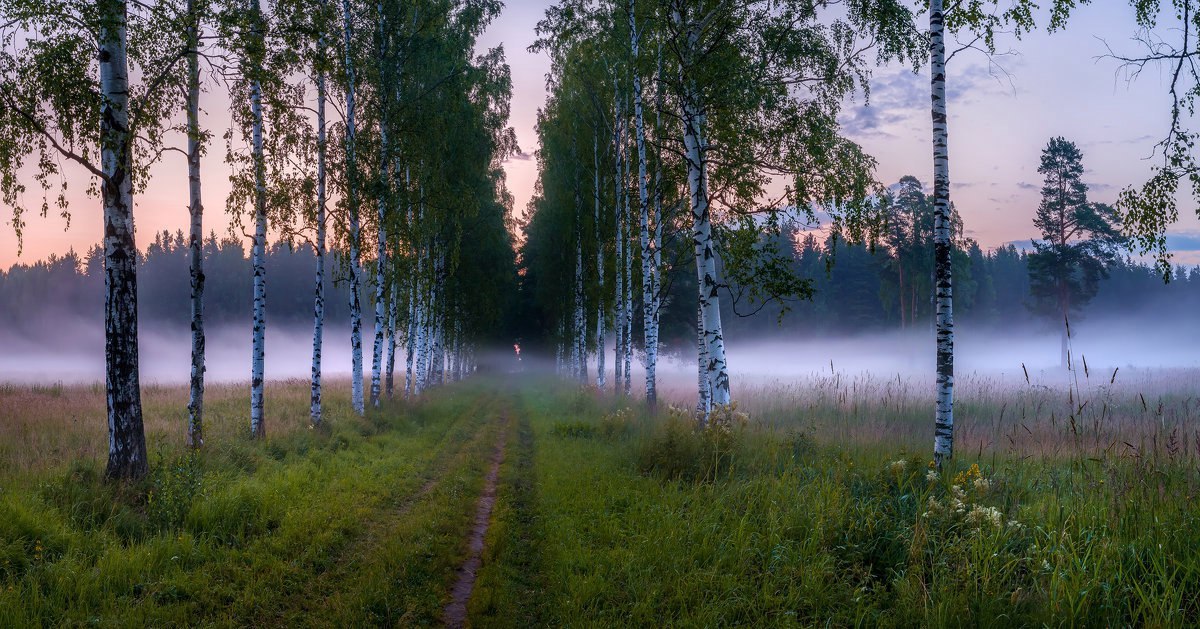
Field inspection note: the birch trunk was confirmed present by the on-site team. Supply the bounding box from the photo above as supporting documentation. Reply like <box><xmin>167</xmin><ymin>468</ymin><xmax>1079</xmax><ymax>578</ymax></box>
<box><xmin>696</xmin><ymin>301</ymin><xmax>710</xmax><ymax>421</ymax></box>
<box><xmin>621</xmin><ymin>127</ymin><xmax>633</xmax><ymax>397</ymax></box>
<box><xmin>370</xmin><ymin>123</ymin><xmax>389</xmax><ymax>408</ymax></box>
<box><xmin>310</xmin><ymin>17</ymin><xmax>327</xmax><ymax>426</ymax></box>
<box><xmin>404</xmin><ymin>167</ymin><xmax>416</xmax><ymax>398</ymax></box>
<box><xmin>186</xmin><ymin>0</ymin><xmax>205</xmax><ymax>448</ymax></box>
<box><xmin>630</xmin><ymin>2</ymin><xmax>657</xmax><ymax>407</ymax></box>
<box><xmin>930</xmin><ymin>0</ymin><xmax>955</xmax><ymax>466</ymax></box>
<box><xmin>100</xmin><ymin>0</ymin><xmax>148</xmax><ymax>479</ymax></box>
<box><xmin>248</xmin><ymin>0</ymin><xmax>268</xmax><ymax>439</ymax></box>
<box><xmin>369</xmin><ymin>7</ymin><xmax>389</xmax><ymax>408</ymax></box>
<box><xmin>612</xmin><ymin>101</ymin><xmax>625</xmax><ymax>395</ymax></box>
<box><xmin>682</xmin><ymin>86</ymin><xmax>730</xmax><ymax>408</ymax></box>
<box><xmin>342</xmin><ymin>0</ymin><xmax>365</xmax><ymax>415</ymax></box>
<box><xmin>386</xmin><ymin>279</ymin><xmax>397</xmax><ymax>398</ymax></box>
<box><xmin>594</xmin><ymin>131</ymin><xmax>606</xmax><ymax>389</ymax></box>
<box><xmin>574</xmin><ymin>207</ymin><xmax>587</xmax><ymax>384</ymax></box>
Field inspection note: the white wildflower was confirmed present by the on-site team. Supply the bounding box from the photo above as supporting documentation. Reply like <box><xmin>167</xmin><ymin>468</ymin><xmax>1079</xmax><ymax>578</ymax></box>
<box><xmin>926</xmin><ymin>470</ymin><xmax>939</xmax><ymax>482</ymax></box>
<box><xmin>973</xmin><ymin>477</ymin><xmax>991</xmax><ymax>492</ymax></box>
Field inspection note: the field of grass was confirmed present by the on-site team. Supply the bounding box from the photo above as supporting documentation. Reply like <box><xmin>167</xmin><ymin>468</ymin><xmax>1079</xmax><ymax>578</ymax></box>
<box><xmin>1</xmin><ymin>373</ymin><xmax>1199</xmax><ymax>626</ymax></box>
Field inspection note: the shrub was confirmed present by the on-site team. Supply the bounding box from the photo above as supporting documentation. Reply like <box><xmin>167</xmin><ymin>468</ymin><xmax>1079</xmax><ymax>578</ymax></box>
<box><xmin>147</xmin><ymin>453</ymin><xmax>204</xmax><ymax>531</ymax></box>
<box><xmin>635</xmin><ymin>404</ymin><xmax>748</xmax><ymax>482</ymax></box>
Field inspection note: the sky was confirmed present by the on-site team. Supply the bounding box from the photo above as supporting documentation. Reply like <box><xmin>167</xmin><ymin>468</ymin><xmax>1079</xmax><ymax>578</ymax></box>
<box><xmin>2</xmin><ymin>2</ymin><xmax>1199</xmax><ymax>267</ymax></box>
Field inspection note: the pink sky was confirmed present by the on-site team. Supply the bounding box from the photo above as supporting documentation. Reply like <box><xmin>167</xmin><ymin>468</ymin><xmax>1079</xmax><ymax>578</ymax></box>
<box><xmin>3</xmin><ymin>2</ymin><xmax>1199</xmax><ymax>267</ymax></box>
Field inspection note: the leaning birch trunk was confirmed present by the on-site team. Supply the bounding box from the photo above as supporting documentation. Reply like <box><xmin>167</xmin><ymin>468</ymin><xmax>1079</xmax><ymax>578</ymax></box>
<box><xmin>248</xmin><ymin>0</ymin><xmax>269</xmax><ymax>439</ymax></box>
<box><xmin>100</xmin><ymin>0</ymin><xmax>148</xmax><ymax>479</ymax></box>
<box><xmin>630</xmin><ymin>1</ymin><xmax>657</xmax><ymax>407</ymax></box>
<box><xmin>310</xmin><ymin>18</ymin><xmax>328</xmax><ymax>426</ymax></box>
<box><xmin>186</xmin><ymin>0</ymin><xmax>205</xmax><ymax>448</ymax></box>
<box><xmin>594</xmin><ymin>131</ymin><xmax>606</xmax><ymax>389</ymax></box>
<box><xmin>930</xmin><ymin>0</ymin><xmax>955</xmax><ymax>466</ymax></box>
<box><xmin>386</xmin><ymin>279</ymin><xmax>397</xmax><ymax>398</ymax></box>
<box><xmin>342</xmin><ymin>0</ymin><xmax>365</xmax><ymax>415</ymax></box>
<box><xmin>681</xmin><ymin>86</ymin><xmax>730</xmax><ymax>408</ymax></box>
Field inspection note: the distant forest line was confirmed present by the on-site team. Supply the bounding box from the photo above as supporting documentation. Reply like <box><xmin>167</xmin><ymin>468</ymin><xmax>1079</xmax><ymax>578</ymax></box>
<box><xmin>5</xmin><ymin>226</ymin><xmax>1194</xmax><ymax>351</ymax></box>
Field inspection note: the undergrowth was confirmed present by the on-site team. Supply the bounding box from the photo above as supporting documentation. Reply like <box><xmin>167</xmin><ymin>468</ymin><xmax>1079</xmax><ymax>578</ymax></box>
<box><xmin>497</xmin><ymin>383</ymin><xmax>1200</xmax><ymax>627</ymax></box>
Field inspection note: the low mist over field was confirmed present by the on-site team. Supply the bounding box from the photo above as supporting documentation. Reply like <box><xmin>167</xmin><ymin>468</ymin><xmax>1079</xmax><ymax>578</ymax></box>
<box><xmin>5</xmin><ymin>312</ymin><xmax>1199</xmax><ymax>386</ymax></box>
<box><xmin>0</xmin><ymin>321</ymin><xmax>355</xmax><ymax>385</ymax></box>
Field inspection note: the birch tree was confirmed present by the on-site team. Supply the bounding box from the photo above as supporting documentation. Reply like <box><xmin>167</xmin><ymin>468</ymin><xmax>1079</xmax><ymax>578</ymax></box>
<box><xmin>0</xmin><ymin>0</ymin><xmax>188</xmax><ymax>479</ymax></box>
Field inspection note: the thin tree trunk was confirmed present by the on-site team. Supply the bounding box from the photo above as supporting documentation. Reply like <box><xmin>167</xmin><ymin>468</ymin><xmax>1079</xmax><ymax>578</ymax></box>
<box><xmin>621</xmin><ymin>122</ymin><xmax>633</xmax><ymax>396</ymax></box>
<box><xmin>370</xmin><ymin>6</ymin><xmax>389</xmax><ymax>409</ymax></box>
<box><xmin>1060</xmin><ymin>285</ymin><xmax>1070</xmax><ymax>369</ymax></box>
<box><xmin>386</xmin><ymin>278</ymin><xmax>397</xmax><ymax>398</ymax></box>
<box><xmin>574</xmin><ymin>218</ymin><xmax>586</xmax><ymax>384</ymax></box>
<box><xmin>248</xmin><ymin>0</ymin><xmax>268</xmax><ymax>439</ymax></box>
<box><xmin>930</xmin><ymin>0</ymin><xmax>955</xmax><ymax>466</ymax></box>
<box><xmin>370</xmin><ymin>127</ymin><xmax>389</xmax><ymax>408</ymax></box>
<box><xmin>310</xmin><ymin>11</ymin><xmax>327</xmax><ymax>426</ymax></box>
<box><xmin>594</xmin><ymin>131</ymin><xmax>606</xmax><ymax>390</ymax></box>
<box><xmin>342</xmin><ymin>0</ymin><xmax>365</xmax><ymax>415</ymax></box>
<box><xmin>612</xmin><ymin>95</ymin><xmax>625</xmax><ymax>395</ymax></box>
<box><xmin>100</xmin><ymin>0</ymin><xmax>148</xmax><ymax>479</ymax></box>
<box><xmin>630</xmin><ymin>1</ymin><xmax>657</xmax><ymax>408</ymax></box>
<box><xmin>696</xmin><ymin>301</ymin><xmax>710</xmax><ymax>422</ymax></box>
<box><xmin>185</xmin><ymin>0</ymin><xmax>205</xmax><ymax>448</ymax></box>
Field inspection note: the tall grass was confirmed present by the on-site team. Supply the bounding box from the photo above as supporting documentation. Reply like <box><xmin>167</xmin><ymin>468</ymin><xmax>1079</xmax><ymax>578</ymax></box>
<box><xmin>0</xmin><ymin>379</ymin><xmax>353</xmax><ymax>479</ymax></box>
<box><xmin>473</xmin><ymin>381</ymin><xmax>1200</xmax><ymax>626</ymax></box>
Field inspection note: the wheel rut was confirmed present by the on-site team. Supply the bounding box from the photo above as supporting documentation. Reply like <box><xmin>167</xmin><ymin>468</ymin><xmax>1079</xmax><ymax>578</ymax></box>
<box><xmin>442</xmin><ymin>415</ymin><xmax>508</xmax><ymax>628</ymax></box>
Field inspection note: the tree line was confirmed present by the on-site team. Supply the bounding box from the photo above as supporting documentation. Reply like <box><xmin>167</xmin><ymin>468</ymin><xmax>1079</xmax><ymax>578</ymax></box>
<box><xmin>518</xmin><ymin>0</ymin><xmax>1200</xmax><ymax>469</ymax></box>
<box><xmin>0</xmin><ymin>0</ymin><xmax>517</xmax><ymax>480</ymax></box>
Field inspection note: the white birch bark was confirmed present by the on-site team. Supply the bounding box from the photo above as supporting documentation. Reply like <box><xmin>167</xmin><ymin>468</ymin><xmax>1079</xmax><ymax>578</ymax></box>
<box><xmin>310</xmin><ymin>1</ymin><xmax>328</xmax><ymax>426</ymax></box>
<box><xmin>930</xmin><ymin>0</ymin><xmax>955</xmax><ymax>466</ymax></box>
<box><xmin>186</xmin><ymin>0</ymin><xmax>205</xmax><ymax>448</ymax></box>
<box><xmin>100</xmin><ymin>0</ymin><xmax>148</xmax><ymax>479</ymax></box>
<box><xmin>249</xmin><ymin>0</ymin><xmax>268</xmax><ymax>439</ymax></box>
<box><xmin>594</xmin><ymin>131</ymin><xmax>606</xmax><ymax>389</ymax></box>
<box><xmin>342</xmin><ymin>0</ymin><xmax>365</xmax><ymax>415</ymax></box>
<box><xmin>386</xmin><ymin>278</ymin><xmax>397</xmax><ymax>398</ymax></box>
<box><xmin>612</xmin><ymin>92</ymin><xmax>625</xmax><ymax>395</ymax></box>
<box><xmin>403</xmin><ymin>167</ymin><xmax>416</xmax><ymax>398</ymax></box>
<box><xmin>682</xmin><ymin>85</ymin><xmax>730</xmax><ymax>408</ymax></box>
<box><xmin>369</xmin><ymin>6</ymin><xmax>389</xmax><ymax>409</ymax></box>
<box><xmin>370</xmin><ymin>125</ymin><xmax>389</xmax><ymax>408</ymax></box>
<box><xmin>696</xmin><ymin>301</ymin><xmax>710</xmax><ymax>421</ymax></box>
<box><xmin>630</xmin><ymin>1</ymin><xmax>658</xmax><ymax>407</ymax></box>
<box><xmin>621</xmin><ymin>121</ymin><xmax>633</xmax><ymax>397</ymax></box>
<box><xmin>574</xmin><ymin>201</ymin><xmax>587</xmax><ymax>384</ymax></box>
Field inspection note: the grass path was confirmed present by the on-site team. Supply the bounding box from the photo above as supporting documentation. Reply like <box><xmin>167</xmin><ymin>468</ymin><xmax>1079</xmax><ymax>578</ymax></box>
<box><xmin>444</xmin><ymin>411</ymin><xmax>508</xmax><ymax>627</ymax></box>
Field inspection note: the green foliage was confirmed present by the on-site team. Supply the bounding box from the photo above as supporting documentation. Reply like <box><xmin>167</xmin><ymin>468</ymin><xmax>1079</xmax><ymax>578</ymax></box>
<box><xmin>1028</xmin><ymin>137</ymin><xmax>1125</xmax><ymax>319</ymax></box>
<box><xmin>147</xmin><ymin>453</ymin><xmax>205</xmax><ymax>531</ymax></box>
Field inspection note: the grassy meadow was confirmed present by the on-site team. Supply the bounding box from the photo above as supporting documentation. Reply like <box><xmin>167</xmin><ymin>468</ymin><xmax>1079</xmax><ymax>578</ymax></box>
<box><xmin>0</xmin><ymin>370</ymin><xmax>1198</xmax><ymax>626</ymax></box>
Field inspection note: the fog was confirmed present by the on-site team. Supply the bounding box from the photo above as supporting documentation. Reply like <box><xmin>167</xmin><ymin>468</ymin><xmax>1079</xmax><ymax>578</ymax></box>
<box><xmin>0</xmin><ymin>318</ymin><xmax>355</xmax><ymax>385</ymax></box>
<box><xmin>1</xmin><ymin>314</ymin><xmax>1198</xmax><ymax>387</ymax></box>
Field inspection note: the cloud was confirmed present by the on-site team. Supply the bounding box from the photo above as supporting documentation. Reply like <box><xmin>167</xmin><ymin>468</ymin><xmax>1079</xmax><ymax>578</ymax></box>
<box><xmin>506</xmin><ymin>151</ymin><xmax>533</xmax><ymax>162</ymax></box>
<box><xmin>838</xmin><ymin>67</ymin><xmax>927</xmax><ymax>139</ymax></box>
<box><xmin>1016</xmin><ymin>181</ymin><xmax>1038</xmax><ymax>191</ymax></box>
